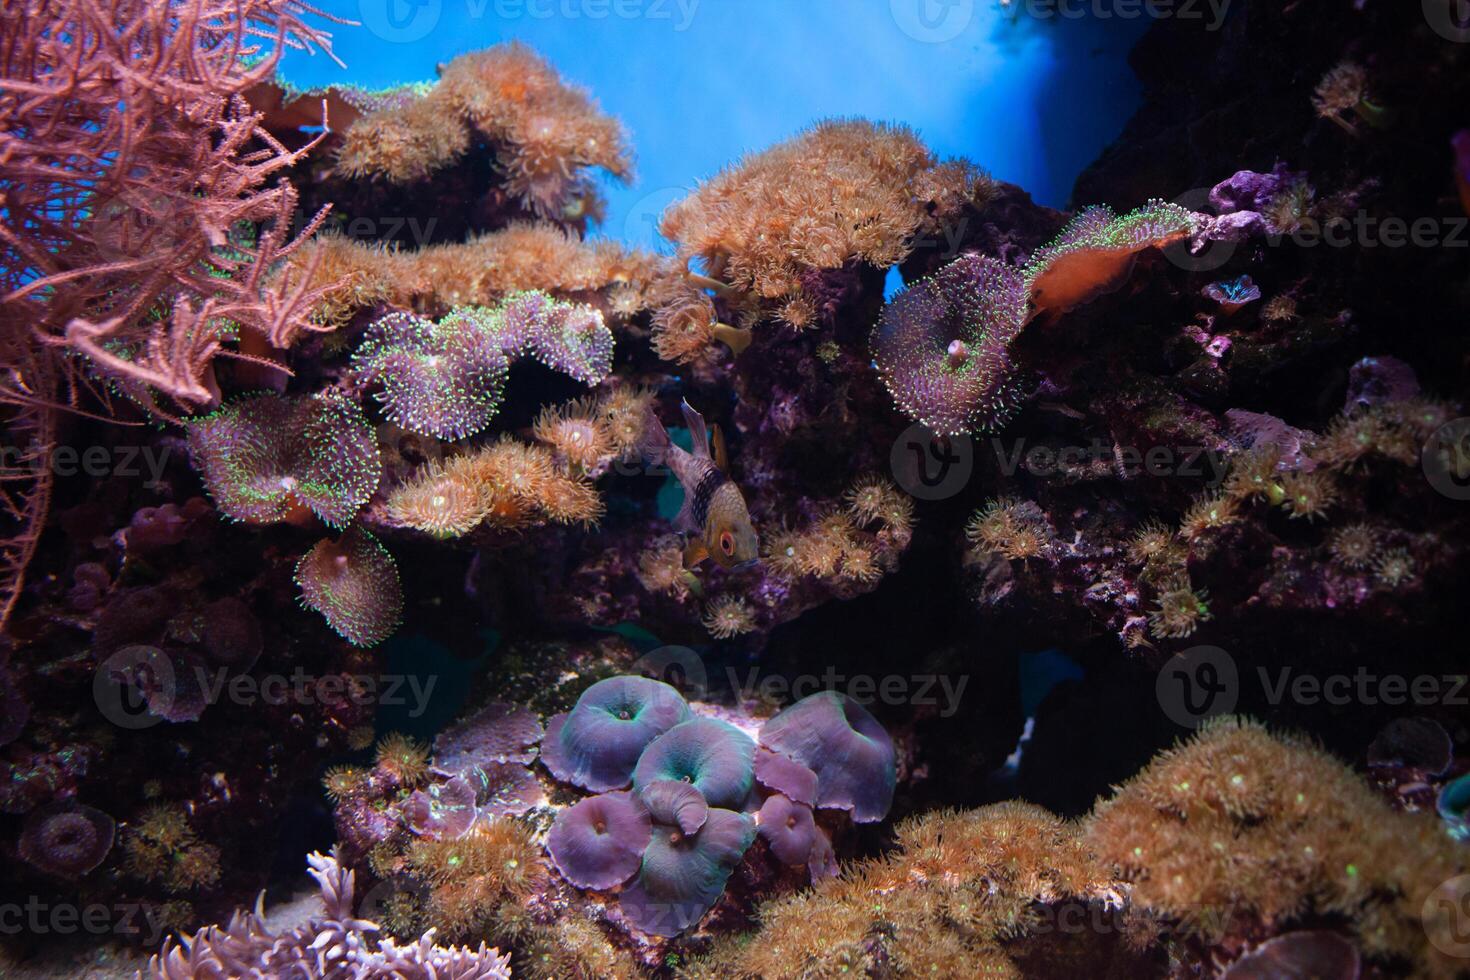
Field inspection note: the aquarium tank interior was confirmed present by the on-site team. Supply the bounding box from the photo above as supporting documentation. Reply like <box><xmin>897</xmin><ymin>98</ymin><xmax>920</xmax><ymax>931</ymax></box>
<box><xmin>1</xmin><ymin>0</ymin><xmax>1469</xmax><ymax>977</ymax></box>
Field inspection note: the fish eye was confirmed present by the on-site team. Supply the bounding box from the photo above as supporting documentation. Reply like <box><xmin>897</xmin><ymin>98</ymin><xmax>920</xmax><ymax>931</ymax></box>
<box><xmin>719</xmin><ymin>531</ymin><xmax>735</xmax><ymax>555</ymax></box>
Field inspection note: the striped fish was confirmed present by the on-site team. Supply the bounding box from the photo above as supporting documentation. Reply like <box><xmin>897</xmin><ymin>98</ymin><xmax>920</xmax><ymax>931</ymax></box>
<box><xmin>641</xmin><ymin>400</ymin><xmax>760</xmax><ymax>570</ymax></box>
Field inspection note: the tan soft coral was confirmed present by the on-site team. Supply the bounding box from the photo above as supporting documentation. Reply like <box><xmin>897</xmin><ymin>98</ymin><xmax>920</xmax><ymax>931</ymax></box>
<box><xmin>386</xmin><ymin>436</ymin><xmax>603</xmax><ymax>536</ymax></box>
<box><xmin>285</xmin><ymin>222</ymin><xmax>662</xmax><ymax>327</ymax></box>
<box><xmin>653</xmin><ymin>120</ymin><xmax>991</xmax><ymax>361</ymax></box>
<box><xmin>1085</xmin><ymin>717</ymin><xmax>1469</xmax><ymax>977</ymax></box>
<box><xmin>692</xmin><ymin>802</ymin><xmax>1115</xmax><ymax>979</ymax></box>
<box><xmin>336</xmin><ymin>42</ymin><xmax>631</xmax><ymax>218</ymax></box>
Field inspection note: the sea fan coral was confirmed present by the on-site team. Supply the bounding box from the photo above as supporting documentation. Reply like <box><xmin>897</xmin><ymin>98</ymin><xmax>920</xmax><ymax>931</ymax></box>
<box><xmin>1</xmin><ymin>0</ymin><xmax>339</xmax><ymax>421</ymax></box>
<box><xmin>872</xmin><ymin>254</ymin><xmax>1028</xmax><ymax>435</ymax></box>
<box><xmin>294</xmin><ymin>527</ymin><xmax>404</xmax><ymax>647</ymax></box>
<box><xmin>146</xmin><ymin>851</ymin><xmax>512</xmax><ymax>979</ymax></box>
<box><xmin>540</xmin><ymin>676</ymin><xmax>694</xmax><ymax>792</ymax></box>
<box><xmin>186</xmin><ymin>392</ymin><xmax>381</xmax><ymax>528</ymax></box>
<box><xmin>758</xmin><ymin>691</ymin><xmax>896</xmax><ymax>823</ymax></box>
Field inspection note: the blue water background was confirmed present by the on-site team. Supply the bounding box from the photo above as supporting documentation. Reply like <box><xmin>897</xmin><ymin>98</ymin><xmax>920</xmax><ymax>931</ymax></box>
<box><xmin>282</xmin><ymin>0</ymin><xmax>1149</xmax><ymax>252</ymax></box>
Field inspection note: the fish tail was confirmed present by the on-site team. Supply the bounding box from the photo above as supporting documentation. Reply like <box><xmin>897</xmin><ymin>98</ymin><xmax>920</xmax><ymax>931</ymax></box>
<box><xmin>638</xmin><ymin>405</ymin><xmax>672</xmax><ymax>468</ymax></box>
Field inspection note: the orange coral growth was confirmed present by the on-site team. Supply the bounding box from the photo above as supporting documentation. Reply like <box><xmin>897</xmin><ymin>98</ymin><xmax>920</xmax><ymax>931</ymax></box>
<box><xmin>697</xmin><ymin>801</ymin><xmax>1114</xmax><ymax>979</ymax></box>
<box><xmin>1022</xmin><ymin>202</ymin><xmax>1196</xmax><ymax>321</ymax></box>
<box><xmin>386</xmin><ymin>436</ymin><xmax>604</xmax><ymax>537</ymax></box>
<box><xmin>965</xmin><ymin>497</ymin><xmax>1053</xmax><ymax>561</ymax></box>
<box><xmin>655</xmin><ymin>119</ymin><xmax>991</xmax><ymax>358</ymax></box>
<box><xmin>1085</xmin><ymin>717</ymin><xmax>1468</xmax><ymax>976</ymax></box>
<box><xmin>405</xmin><ymin>817</ymin><xmax>545</xmax><ymax>942</ymax></box>
<box><xmin>285</xmin><ymin>223</ymin><xmax>661</xmax><ymax>327</ymax></box>
<box><xmin>336</xmin><ymin>43</ymin><xmax>631</xmax><ymax>219</ymax></box>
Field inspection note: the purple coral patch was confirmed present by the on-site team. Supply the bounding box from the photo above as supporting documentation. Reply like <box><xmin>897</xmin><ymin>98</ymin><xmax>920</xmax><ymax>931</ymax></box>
<box><xmin>758</xmin><ymin>691</ymin><xmax>896</xmax><ymax>823</ymax></box>
<box><xmin>547</xmin><ymin>790</ymin><xmax>651</xmax><ymax>891</ymax></box>
<box><xmin>754</xmin><ymin>746</ymin><xmax>818</xmax><ymax>806</ymax></box>
<box><xmin>435</xmin><ymin>701</ymin><xmax>544</xmax><ymax>770</ymax></box>
<box><xmin>19</xmin><ymin>801</ymin><xmax>116</xmax><ymax>877</ymax></box>
<box><xmin>756</xmin><ymin>792</ymin><xmax>819</xmax><ymax>866</ymax></box>
<box><xmin>540</xmin><ymin>676</ymin><xmax>692</xmax><ymax>792</ymax></box>
<box><xmin>639</xmin><ymin>779</ymin><xmax>708</xmax><ymax>835</ymax></box>
<box><xmin>618</xmin><ymin>807</ymin><xmax>755</xmax><ymax>937</ymax></box>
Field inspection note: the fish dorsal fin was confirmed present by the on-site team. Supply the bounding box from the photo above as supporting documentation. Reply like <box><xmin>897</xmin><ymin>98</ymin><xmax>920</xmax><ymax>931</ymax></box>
<box><xmin>710</xmin><ymin>422</ymin><xmax>729</xmax><ymax>472</ymax></box>
<box><xmin>680</xmin><ymin>399</ymin><xmax>711</xmax><ymax>460</ymax></box>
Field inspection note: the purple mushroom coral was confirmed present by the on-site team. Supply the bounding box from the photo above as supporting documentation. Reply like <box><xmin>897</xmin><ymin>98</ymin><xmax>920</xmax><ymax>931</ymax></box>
<box><xmin>756</xmin><ymin>792</ymin><xmax>821</xmax><ymax>866</ymax></box>
<box><xmin>618</xmin><ymin>807</ymin><xmax>756</xmax><ymax>937</ymax></box>
<box><xmin>754</xmin><ymin>746</ymin><xmax>818</xmax><ymax>806</ymax></box>
<box><xmin>541</xmin><ymin>676</ymin><xmax>693</xmax><ymax>792</ymax></box>
<box><xmin>632</xmin><ymin>716</ymin><xmax>756</xmax><ymax>811</ymax></box>
<box><xmin>758</xmin><ymin>691</ymin><xmax>897</xmax><ymax>823</ymax></box>
<box><xmin>18</xmin><ymin>801</ymin><xmax>116</xmax><ymax>877</ymax></box>
<box><xmin>546</xmin><ymin>790</ymin><xmax>652</xmax><ymax>891</ymax></box>
<box><xmin>639</xmin><ymin>779</ymin><xmax>708</xmax><ymax>835</ymax></box>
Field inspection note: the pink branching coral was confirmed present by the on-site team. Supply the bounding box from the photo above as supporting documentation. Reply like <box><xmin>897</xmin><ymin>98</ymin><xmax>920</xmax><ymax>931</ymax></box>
<box><xmin>353</xmin><ymin>292</ymin><xmax>613</xmax><ymax>440</ymax></box>
<box><xmin>0</xmin><ymin>0</ymin><xmax>341</xmax><ymax>414</ymax></box>
<box><xmin>295</xmin><ymin>527</ymin><xmax>404</xmax><ymax>647</ymax></box>
<box><xmin>186</xmin><ymin>392</ymin><xmax>381</xmax><ymax>528</ymax></box>
<box><xmin>0</xmin><ymin>0</ymin><xmax>341</xmax><ymax>631</ymax></box>
<box><xmin>145</xmin><ymin>851</ymin><xmax>512</xmax><ymax>979</ymax></box>
<box><xmin>872</xmin><ymin>255</ymin><xmax>1027</xmax><ymax>435</ymax></box>
<box><xmin>335</xmin><ymin>42</ymin><xmax>631</xmax><ymax>219</ymax></box>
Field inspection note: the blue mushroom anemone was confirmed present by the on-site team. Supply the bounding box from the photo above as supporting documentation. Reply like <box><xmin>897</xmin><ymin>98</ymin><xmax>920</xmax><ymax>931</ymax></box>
<box><xmin>632</xmin><ymin>717</ymin><xmax>755</xmax><ymax>811</ymax></box>
<box><xmin>758</xmin><ymin>691</ymin><xmax>896</xmax><ymax>823</ymax></box>
<box><xmin>754</xmin><ymin>745</ymin><xmax>818</xmax><ymax>806</ymax></box>
<box><xmin>541</xmin><ymin>676</ymin><xmax>693</xmax><ymax>792</ymax></box>
<box><xmin>1438</xmin><ymin>772</ymin><xmax>1470</xmax><ymax>842</ymax></box>
<box><xmin>618</xmin><ymin>807</ymin><xmax>755</xmax><ymax>937</ymax></box>
<box><xmin>546</xmin><ymin>790</ymin><xmax>652</xmax><ymax>891</ymax></box>
<box><xmin>639</xmin><ymin>778</ymin><xmax>708</xmax><ymax>835</ymax></box>
<box><xmin>756</xmin><ymin>792</ymin><xmax>820</xmax><ymax>866</ymax></box>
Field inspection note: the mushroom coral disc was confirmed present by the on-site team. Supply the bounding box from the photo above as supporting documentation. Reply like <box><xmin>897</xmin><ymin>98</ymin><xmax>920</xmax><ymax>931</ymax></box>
<box><xmin>758</xmin><ymin>691</ymin><xmax>896</xmax><ymax>823</ymax></box>
<box><xmin>540</xmin><ymin>676</ymin><xmax>693</xmax><ymax>792</ymax></box>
